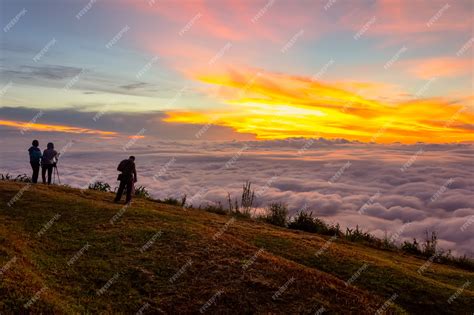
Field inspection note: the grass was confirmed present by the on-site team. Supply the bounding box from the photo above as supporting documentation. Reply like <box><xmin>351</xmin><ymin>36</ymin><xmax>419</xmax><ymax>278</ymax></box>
<box><xmin>0</xmin><ymin>181</ymin><xmax>473</xmax><ymax>313</ymax></box>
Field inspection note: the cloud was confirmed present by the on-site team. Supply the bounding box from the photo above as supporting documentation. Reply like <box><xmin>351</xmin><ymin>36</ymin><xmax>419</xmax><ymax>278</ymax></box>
<box><xmin>1</xmin><ymin>65</ymin><xmax>83</xmax><ymax>80</ymax></box>
<box><xmin>164</xmin><ymin>67</ymin><xmax>474</xmax><ymax>143</ymax></box>
<box><xmin>2</xmin><ymin>134</ymin><xmax>472</xmax><ymax>255</ymax></box>
<box><xmin>403</xmin><ymin>57</ymin><xmax>472</xmax><ymax>79</ymax></box>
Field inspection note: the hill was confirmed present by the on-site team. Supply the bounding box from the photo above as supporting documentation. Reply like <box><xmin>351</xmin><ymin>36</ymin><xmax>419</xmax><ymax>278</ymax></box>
<box><xmin>0</xmin><ymin>181</ymin><xmax>473</xmax><ymax>313</ymax></box>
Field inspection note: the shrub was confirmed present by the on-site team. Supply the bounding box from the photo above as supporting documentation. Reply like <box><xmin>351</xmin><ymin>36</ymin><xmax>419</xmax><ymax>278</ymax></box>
<box><xmin>135</xmin><ymin>186</ymin><xmax>150</xmax><ymax>198</ymax></box>
<box><xmin>88</xmin><ymin>181</ymin><xmax>111</xmax><ymax>192</ymax></box>
<box><xmin>288</xmin><ymin>211</ymin><xmax>328</xmax><ymax>233</ymax></box>
<box><xmin>0</xmin><ymin>173</ymin><xmax>31</xmax><ymax>183</ymax></box>
<box><xmin>263</xmin><ymin>202</ymin><xmax>288</xmax><ymax>227</ymax></box>
<box><xmin>203</xmin><ymin>202</ymin><xmax>227</xmax><ymax>215</ymax></box>
<box><xmin>401</xmin><ymin>238</ymin><xmax>421</xmax><ymax>255</ymax></box>
<box><xmin>422</xmin><ymin>230</ymin><xmax>438</xmax><ymax>257</ymax></box>
<box><xmin>240</xmin><ymin>181</ymin><xmax>255</xmax><ymax>217</ymax></box>
<box><xmin>160</xmin><ymin>197</ymin><xmax>180</xmax><ymax>205</ymax></box>
<box><xmin>345</xmin><ymin>225</ymin><xmax>379</xmax><ymax>244</ymax></box>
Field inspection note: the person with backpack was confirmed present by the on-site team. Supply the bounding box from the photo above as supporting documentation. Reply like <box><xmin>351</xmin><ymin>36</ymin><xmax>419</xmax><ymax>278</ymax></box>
<box><xmin>114</xmin><ymin>156</ymin><xmax>137</xmax><ymax>204</ymax></box>
<box><xmin>28</xmin><ymin>140</ymin><xmax>42</xmax><ymax>183</ymax></box>
<box><xmin>41</xmin><ymin>142</ymin><xmax>58</xmax><ymax>185</ymax></box>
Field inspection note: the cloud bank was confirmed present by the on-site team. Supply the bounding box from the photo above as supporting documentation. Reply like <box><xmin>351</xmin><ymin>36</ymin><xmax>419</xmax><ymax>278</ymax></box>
<box><xmin>1</xmin><ymin>135</ymin><xmax>472</xmax><ymax>256</ymax></box>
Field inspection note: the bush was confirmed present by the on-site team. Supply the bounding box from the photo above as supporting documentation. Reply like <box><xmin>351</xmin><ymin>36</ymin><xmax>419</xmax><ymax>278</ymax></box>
<box><xmin>135</xmin><ymin>186</ymin><xmax>150</xmax><ymax>199</ymax></box>
<box><xmin>88</xmin><ymin>181</ymin><xmax>111</xmax><ymax>192</ymax></box>
<box><xmin>288</xmin><ymin>211</ymin><xmax>328</xmax><ymax>234</ymax></box>
<box><xmin>263</xmin><ymin>202</ymin><xmax>288</xmax><ymax>227</ymax></box>
<box><xmin>345</xmin><ymin>225</ymin><xmax>379</xmax><ymax>244</ymax></box>
<box><xmin>0</xmin><ymin>173</ymin><xmax>31</xmax><ymax>183</ymax></box>
<box><xmin>422</xmin><ymin>230</ymin><xmax>438</xmax><ymax>257</ymax></box>
<box><xmin>401</xmin><ymin>239</ymin><xmax>421</xmax><ymax>255</ymax></box>
<box><xmin>203</xmin><ymin>202</ymin><xmax>227</xmax><ymax>215</ymax></box>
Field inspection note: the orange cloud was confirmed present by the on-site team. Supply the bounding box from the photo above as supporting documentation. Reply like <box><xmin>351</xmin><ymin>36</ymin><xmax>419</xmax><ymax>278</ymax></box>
<box><xmin>0</xmin><ymin>120</ymin><xmax>118</xmax><ymax>136</ymax></box>
<box><xmin>164</xmin><ymin>67</ymin><xmax>474</xmax><ymax>143</ymax></box>
<box><xmin>403</xmin><ymin>57</ymin><xmax>472</xmax><ymax>79</ymax></box>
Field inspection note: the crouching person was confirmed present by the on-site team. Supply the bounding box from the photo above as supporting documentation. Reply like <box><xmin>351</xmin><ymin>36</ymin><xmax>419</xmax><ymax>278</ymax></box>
<box><xmin>114</xmin><ymin>156</ymin><xmax>137</xmax><ymax>204</ymax></box>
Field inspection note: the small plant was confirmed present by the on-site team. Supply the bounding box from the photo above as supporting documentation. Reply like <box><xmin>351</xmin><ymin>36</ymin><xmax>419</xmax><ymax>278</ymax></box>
<box><xmin>401</xmin><ymin>238</ymin><xmax>421</xmax><ymax>255</ymax></box>
<box><xmin>203</xmin><ymin>201</ymin><xmax>227</xmax><ymax>215</ymax></box>
<box><xmin>161</xmin><ymin>197</ymin><xmax>180</xmax><ymax>205</ymax></box>
<box><xmin>0</xmin><ymin>173</ymin><xmax>31</xmax><ymax>183</ymax></box>
<box><xmin>88</xmin><ymin>181</ymin><xmax>111</xmax><ymax>192</ymax></box>
<box><xmin>0</xmin><ymin>173</ymin><xmax>12</xmax><ymax>181</ymax></box>
<box><xmin>15</xmin><ymin>174</ymin><xmax>31</xmax><ymax>183</ymax></box>
<box><xmin>263</xmin><ymin>202</ymin><xmax>288</xmax><ymax>227</ymax></box>
<box><xmin>288</xmin><ymin>211</ymin><xmax>327</xmax><ymax>233</ymax></box>
<box><xmin>241</xmin><ymin>181</ymin><xmax>255</xmax><ymax>216</ymax></box>
<box><xmin>135</xmin><ymin>186</ymin><xmax>150</xmax><ymax>198</ymax></box>
<box><xmin>422</xmin><ymin>230</ymin><xmax>438</xmax><ymax>257</ymax></box>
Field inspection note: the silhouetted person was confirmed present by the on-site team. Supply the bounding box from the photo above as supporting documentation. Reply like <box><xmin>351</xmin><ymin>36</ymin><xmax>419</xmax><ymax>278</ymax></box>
<box><xmin>114</xmin><ymin>156</ymin><xmax>137</xmax><ymax>204</ymax></box>
<box><xmin>42</xmin><ymin>142</ymin><xmax>58</xmax><ymax>185</ymax></box>
<box><xmin>28</xmin><ymin>140</ymin><xmax>42</xmax><ymax>183</ymax></box>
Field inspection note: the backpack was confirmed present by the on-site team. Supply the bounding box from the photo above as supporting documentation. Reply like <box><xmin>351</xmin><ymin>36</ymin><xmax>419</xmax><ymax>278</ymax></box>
<box><xmin>31</xmin><ymin>150</ymin><xmax>42</xmax><ymax>162</ymax></box>
<box><xmin>117</xmin><ymin>159</ymin><xmax>129</xmax><ymax>172</ymax></box>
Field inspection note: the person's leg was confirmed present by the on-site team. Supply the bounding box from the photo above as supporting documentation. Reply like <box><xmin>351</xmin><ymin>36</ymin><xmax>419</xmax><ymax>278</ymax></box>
<box><xmin>31</xmin><ymin>162</ymin><xmax>39</xmax><ymax>183</ymax></box>
<box><xmin>114</xmin><ymin>180</ymin><xmax>126</xmax><ymax>202</ymax></box>
<box><xmin>125</xmin><ymin>179</ymin><xmax>133</xmax><ymax>203</ymax></box>
<box><xmin>42</xmin><ymin>166</ymin><xmax>47</xmax><ymax>184</ymax></box>
<box><xmin>47</xmin><ymin>165</ymin><xmax>53</xmax><ymax>184</ymax></box>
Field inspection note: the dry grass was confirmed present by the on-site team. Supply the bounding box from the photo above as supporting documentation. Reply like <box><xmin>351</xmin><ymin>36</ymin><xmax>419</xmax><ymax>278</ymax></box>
<box><xmin>0</xmin><ymin>181</ymin><xmax>472</xmax><ymax>313</ymax></box>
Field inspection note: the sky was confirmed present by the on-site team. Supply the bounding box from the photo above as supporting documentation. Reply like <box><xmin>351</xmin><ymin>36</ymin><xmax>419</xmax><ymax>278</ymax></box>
<box><xmin>0</xmin><ymin>0</ymin><xmax>473</xmax><ymax>143</ymax></box>
<box><xmin>0</xmin><ymin>1</ymin><xmax>473</xmax><ymax>255</ymax></box>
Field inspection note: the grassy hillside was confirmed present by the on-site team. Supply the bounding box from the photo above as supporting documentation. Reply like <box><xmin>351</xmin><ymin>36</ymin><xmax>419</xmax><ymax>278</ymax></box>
<box><xmin>0</xmin><ymin>181</ymin><xmax>473</xmax><ymax>314</ymax></box>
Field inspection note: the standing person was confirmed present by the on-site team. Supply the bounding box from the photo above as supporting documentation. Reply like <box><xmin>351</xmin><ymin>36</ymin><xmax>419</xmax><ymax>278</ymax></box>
<box><xmin>28</xmin><ymin>140</ymin><xmax>42</xmax><ymax>183</ymax></box>
<box><xmin>41</xmin><ymin>142</ymin><xmax>58</xmax><ymax>185</ymax></box>
<box><xmin>114</xmin><ymin>156</ymin><xmax>137</xmax><ymax>204</ymax></box>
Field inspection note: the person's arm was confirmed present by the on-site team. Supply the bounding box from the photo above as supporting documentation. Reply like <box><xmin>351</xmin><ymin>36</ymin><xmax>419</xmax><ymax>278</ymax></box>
<box><xmin>133</xmin><ymin>165</ymin><xmax>137</xmax><ymax>183</ymax></box>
